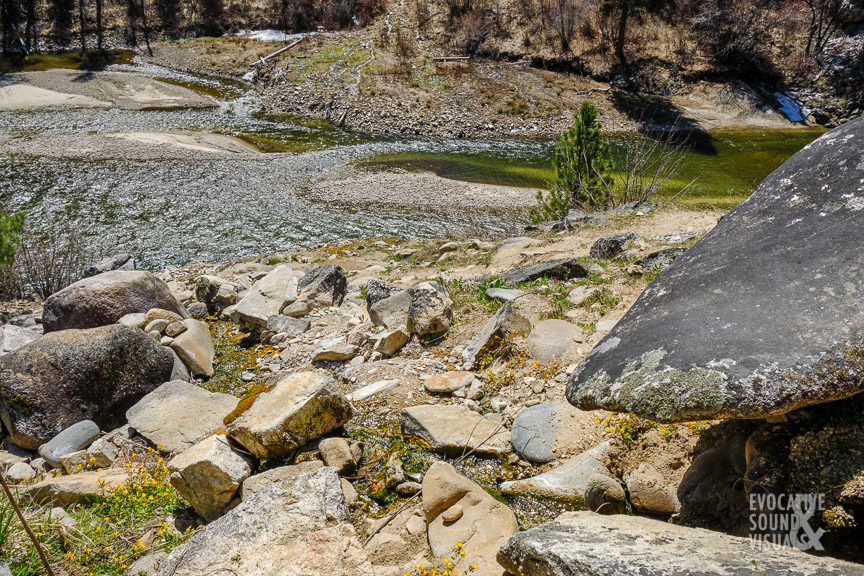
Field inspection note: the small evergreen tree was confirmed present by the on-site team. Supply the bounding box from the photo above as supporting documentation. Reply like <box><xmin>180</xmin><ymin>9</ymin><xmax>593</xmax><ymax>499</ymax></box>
<box><xmin>531</xmin><ymin>102</ymin><xmax>614</xmax><ymax>222</ymax></box>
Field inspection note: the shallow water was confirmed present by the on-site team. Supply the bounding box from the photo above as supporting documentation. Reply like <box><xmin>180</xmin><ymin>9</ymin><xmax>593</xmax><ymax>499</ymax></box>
<box><xmin>360</xmin><ymin>128</ymin><xmax>826</xmax><ymax>208</ymax></box>
<box><xmin>0</xmin><ymin>60</ymin><xmax>824</xmax><ymax>268</ymax></box>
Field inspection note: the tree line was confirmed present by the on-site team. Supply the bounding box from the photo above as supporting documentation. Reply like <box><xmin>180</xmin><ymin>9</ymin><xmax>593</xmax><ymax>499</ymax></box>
<box><xmin>0</xmin><ymin>0</ymin><xmax>383</xmax><ymax>53</ymax></box>
<box><xmin>432</xmin><ymin>0</ymin><xmax>861</xmax><ymax>82</ymax></box>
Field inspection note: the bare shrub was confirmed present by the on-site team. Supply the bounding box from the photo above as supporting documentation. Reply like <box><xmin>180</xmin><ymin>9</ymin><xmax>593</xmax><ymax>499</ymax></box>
<box><xmin>415</xmin><ymin>0</ymin><xmax>433</xmax><ymax>32</ymax></box>
<box><xmin>449</xmin><ymin>9</ymin><xmax>491</xmax><ymax>54</ymax></box>
<box><xmin>689</xmin><ymin>0</ymin><xmax>783</xmax><ymax>82</ymax></box>
<box><xmin>0</xmin><ymin>222</ymin><xmax>98</xmax><ymax>300</ymax></box>
<box><xmin>615</xmin><ymin>130</ymin><xmax>690</xmax><ymax>207</ymax></box>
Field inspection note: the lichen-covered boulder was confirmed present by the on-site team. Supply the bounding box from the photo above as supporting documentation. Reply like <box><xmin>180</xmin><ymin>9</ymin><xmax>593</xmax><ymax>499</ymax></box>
<box><xmin>568</xmin><ymin>117</ymin><xmax>864</xmax><ymax>421</ymax></box>
<box><xmin>227</xmin><ymin>370</ymin><xmax>353</xmax><ymax>459</ymax></box>
<box><xmin>406</xmin><ymin>282</ymin><xmax>453</xmax><ymax>336</ymax></box>
<box><xmin>0</xmin><ymin>325</ymin><xmax>174</xmax><ymax>450</ymax></box>
<box><xmin>497</xmin><ymin>511</ymin><xmax>864</xmax><ymax>576</ymax></box>
<box><xmin>42</xmin><ymin>270</ymin><xmax>188</xmax><ymax>333</ymax></box>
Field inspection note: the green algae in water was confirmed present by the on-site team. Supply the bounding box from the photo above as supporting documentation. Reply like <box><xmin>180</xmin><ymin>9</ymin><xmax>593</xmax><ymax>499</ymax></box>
<box><xmin>0</xmin><ymin>49</ymin><xmax>135</xmax><ymax>73</ymax></box>
<box><xmin>358</xmin><ymin>127</ymin><xmax>826</xmax><ymax>208</ymax></box>
<box><xmin>156</xmin><ymin>75</ymin><xmax>246</xmax><ymax>101</ymax></box>
<box><xmin>204</xmin><ymin>319</ymin><xmax>277</xmax><ymax>397</ymax></box>
<box><xmin>225</xmin><ymin>112</ymin><xmax>385</xmax><ymax>154</ymax></box>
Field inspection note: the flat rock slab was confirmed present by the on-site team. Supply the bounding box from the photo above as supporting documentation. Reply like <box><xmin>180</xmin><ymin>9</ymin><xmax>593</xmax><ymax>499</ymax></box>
<box><xmin>526</xmin><ymin>319</ymin><xmax>582</xmax><ymax>364</ymax></box>
<box><xmin>425</xmin><ymin>371</ymin><xmax>474</xmax><ymax>394</ymax></box>
<box><xmin>497</xmin><ymin>511</ymin><xmax>864</xmax><ymax>576</ymax></box>
<box><xmin>126</xmin><ymin>381</ymin><xmax>237</xmax><ymax>454</ymax></box>
<box><xmin>461</xmin><ymin>304</ymin><xmax>531</xmax><ymax>369</ymax></box>
<box><xmin>401</xmin><ymin>404</ymin><xmax>510</xmax><ymax>456</ymax></box>
<box><xmin>486</xmin><ymin>287</ymin><xmax>525</xmax><ymax>301</ymax></box>
<box><xmin>22</xmin><ymin>469</ymin><xmax>128</xmax><ymax>507</ymax></box>
<box><xmin>240</xmin><ymin>460</ymin><xmax>323</xmax><ymax>500</ymax></box>
<box><xmin>346</xmin><ymin>379</ymin><xmax>400</xmax><ymax>402</ymax></box>
<box><xmin>423</xmin><ymin>462</ymin><xmax>517</xmax><ymax>576</ymax></box>
<box><xmin>568</xmin><ymin>118</ymin><xmax>864</xmax><ymax>421</ymax></box>
<box><xmin>499</xmin><ymin>259</ymin><xmax>588</xmax><ymax>285</ymax></box>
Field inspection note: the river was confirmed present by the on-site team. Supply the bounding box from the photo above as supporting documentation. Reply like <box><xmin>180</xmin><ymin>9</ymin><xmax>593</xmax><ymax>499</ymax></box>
<box><xmin>0</xmin><ymin>59</ymin><xmax>824</xmax><ymax>269</ymax></box>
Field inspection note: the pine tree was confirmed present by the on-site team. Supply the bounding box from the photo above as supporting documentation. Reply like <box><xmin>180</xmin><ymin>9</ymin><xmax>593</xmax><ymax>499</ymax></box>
<box><xmin>531</xmin><ymin>102</ymin><xmax>614</xmax><ymax>222</ymax></box>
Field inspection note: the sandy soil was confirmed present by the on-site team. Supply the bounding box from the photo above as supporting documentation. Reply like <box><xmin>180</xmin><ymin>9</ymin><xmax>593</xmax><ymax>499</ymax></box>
<box><xmin>0</xmin><ymin>83</ymin><xmax>111</xmax><ymax>111</ymax></box>
<box><xmin>0</xmin><ymin>69</ymin><xmax>216</xmax><ymax>112</ymax></box>
<box><xmin>109</xmin><ymin>132</ymin><xmax>260</xmax><ymax>154</ymax></box>
<box><xmin>3</xmin><ymin>130</ymin><xmax>261</xmax><ymax>160</ymax></box>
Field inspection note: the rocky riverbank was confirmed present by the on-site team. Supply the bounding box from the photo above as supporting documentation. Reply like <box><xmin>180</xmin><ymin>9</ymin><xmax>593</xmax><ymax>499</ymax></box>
<box><xmin>2</xmin><ymin>203</ymin><xmax>724</xmax><ymax>575</ymax></box>
<box><xmin>5</xmin><ymin>115</ymin><xmax>864</xmax><ymax>574</ymax></box>
<box><xmin>2</xmin><ymin>49</ymin><xmax>864</xmax><ymax>575</ymax></box>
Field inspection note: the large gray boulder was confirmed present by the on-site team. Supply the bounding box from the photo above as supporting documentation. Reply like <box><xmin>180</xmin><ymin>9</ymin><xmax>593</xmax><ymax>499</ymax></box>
<box><xmin>497</xmin><ymin>511</ymin><xmax>864</xmax><ymax>576</ymax></box>
<box><xmin>155</xmin><ymin>467</ymin><xmax>372</xmax><ymax>576</ymax></box>
<box><xmin>0</xmin><ymin>325</ymin><xmax>174</xmax><ymax>450</ymax></box>
<box><xmin>568</xmin><ymin>118</ymin><xmax>864</xmax><ymax>421</ymax></box>
<box><xmin>42</xmin><ymin>270</ymin><xmax>188</xmax><ymax>333</ymax></box>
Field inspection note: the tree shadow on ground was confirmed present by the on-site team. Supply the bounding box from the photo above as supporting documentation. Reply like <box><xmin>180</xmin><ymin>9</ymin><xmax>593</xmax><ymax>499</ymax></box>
<box><xmin>609</xmin><ymin>90</ymin><xmax>718</xmax><ymax>155</ymax></box>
